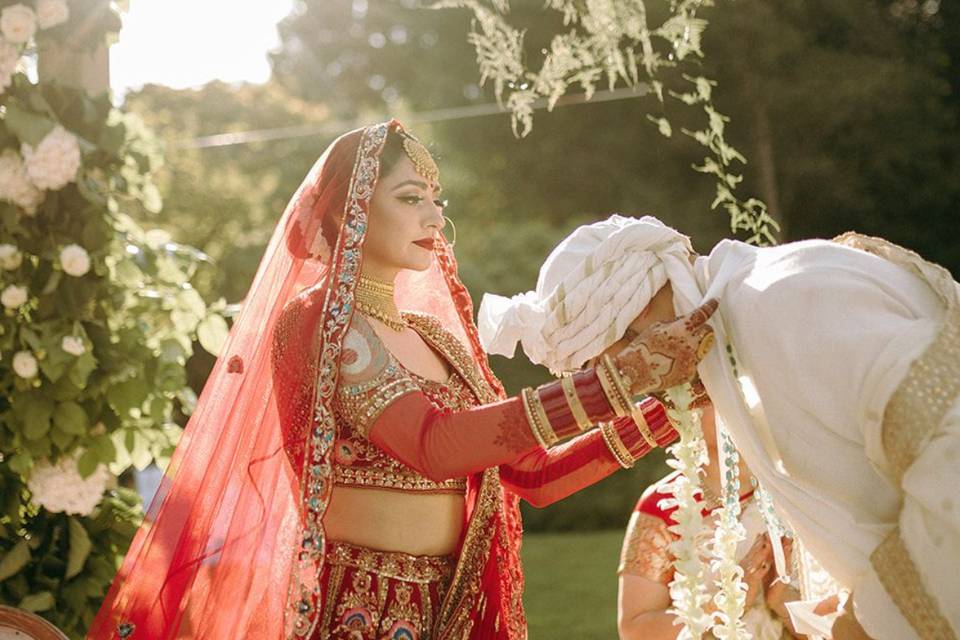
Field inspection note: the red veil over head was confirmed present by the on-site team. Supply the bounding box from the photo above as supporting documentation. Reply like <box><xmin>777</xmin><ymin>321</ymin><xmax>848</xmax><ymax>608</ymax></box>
<box><xmin>88</xmin><ymin>122</ymin><xmax>526</xmax><ymax>639</ymax></box>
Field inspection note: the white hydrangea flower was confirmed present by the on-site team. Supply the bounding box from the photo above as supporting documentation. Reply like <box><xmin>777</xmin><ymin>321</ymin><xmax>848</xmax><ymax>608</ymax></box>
<box><xmin>0</xmin><ymin>4</ymin><xmax>36</xmax><ymax>44</ymax></box>
<box><xmin>0</xmin><ymin>38</ymin><xmax>20</xmax><ymax>92</ymax></box>
<box><xmin>12</xmin><ymin>349</ymin><xmax>37</xmax><ymax>378</ymax></box>
<box><xmin>35</xmin><ymin>0</ymin><xmax>68</xmax><ymax>30</ymax></box>
<box><xmin>59</xmin><ymin>243</ymin><xmax>90</xmax><ymax>277</ymax></box>
<box><xmin>21</xmin><ymin>125</ymin><xmax>81</xmax><ymax>191</ymax></box>
<box><xmin>26</xmin><ymin>452</ymin><xmax>109</xmax><ymax>516</ymax></box>
<box><xmin>61</xmin><ymin>335</ymin><xmax>85</xmax><ymax>356</ymax></box>
<box><xmin>1</xmin><ymin>283</ymin><xmax>27</xmax><ymax>308</ymax></box>
<box><xmin>0</xmin><ymin>243</ymin><xmax>22</xmax><ymax>270</ymax></box>
<box><xmin>0</xmin><ymin>149</ymin><xmax>43</xmax><ymax>214</ymax></box>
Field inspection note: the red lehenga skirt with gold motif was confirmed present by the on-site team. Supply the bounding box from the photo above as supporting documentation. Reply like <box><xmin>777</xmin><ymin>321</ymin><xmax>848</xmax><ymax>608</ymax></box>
<box><xmin>312</xmin><ymin>540</ymin><xmax>455</xmax><ymax>640</ymax></box>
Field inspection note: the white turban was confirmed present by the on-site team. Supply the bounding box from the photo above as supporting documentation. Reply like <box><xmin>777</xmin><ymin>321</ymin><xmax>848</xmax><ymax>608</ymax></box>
<box><xmin>478</xmin><ymin>215</ymin><xmax>696</xmax><ymax>374</ymax></box>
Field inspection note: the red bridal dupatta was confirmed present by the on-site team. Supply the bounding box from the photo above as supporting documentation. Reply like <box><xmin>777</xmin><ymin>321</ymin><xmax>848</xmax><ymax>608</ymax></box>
<box><xmin>88</xmin><ymin>121</ymin><xmax>527</xmax><ymax>639</ymax></box>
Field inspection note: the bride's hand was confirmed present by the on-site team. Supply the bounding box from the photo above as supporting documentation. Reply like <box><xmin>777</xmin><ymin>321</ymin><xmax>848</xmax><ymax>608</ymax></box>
<box><xmin>612</xmin><ymin>299</ymin><xmax>719</xmax><ymax>395</ymax></box>
<box><xmin>741</xmin><ymin>534</ymin><xmax>775</xmax><ymax>609</ymax></box>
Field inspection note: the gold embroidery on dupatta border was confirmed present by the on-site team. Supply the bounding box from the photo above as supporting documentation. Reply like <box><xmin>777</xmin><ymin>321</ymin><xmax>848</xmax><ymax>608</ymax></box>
<box><xmin>319</xmin><ymin>563</ymin><xmax>346</xmax><ymax>633</ymax></box>
<box><xmin>401</xmin><ymin>314</ymin><xmax>509</xmax><ymax>638</ymax></box>
<box><xmin>286</xmin><ymin>123</ymin><xmax>391</xmax><ymax>639</ymax></box>
<box><xmin>871</xmin><ymin>529</ymin><xmax>957</xmax><ymax>640</ymax></box>
<box><xmin>835</xmin><ymin>232</ymin><xmax>960</xmax><ymax>640</ymax></box>
<box><xmin>881</xmin><ymin>303</ymin><xmax>960</xmax><ymax>482</ymax></box>
<box><xmin>834</xmin><ymin>232</ymin><xmax>960</xmax><ymax>482</ymax></box>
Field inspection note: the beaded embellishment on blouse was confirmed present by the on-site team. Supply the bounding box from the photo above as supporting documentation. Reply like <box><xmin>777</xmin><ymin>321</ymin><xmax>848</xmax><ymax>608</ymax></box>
<box><xmin>333</xmin><ymin>312</ymin><xmax>479</xmax><ymax>494</ymax></box>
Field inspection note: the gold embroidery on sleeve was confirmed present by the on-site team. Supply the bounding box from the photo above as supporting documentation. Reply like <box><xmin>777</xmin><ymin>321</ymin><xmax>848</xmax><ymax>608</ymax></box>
<box><xmin>618</xmin><ymin>511</ymin><xmax>675</xmax><ymax>584</ymax></box>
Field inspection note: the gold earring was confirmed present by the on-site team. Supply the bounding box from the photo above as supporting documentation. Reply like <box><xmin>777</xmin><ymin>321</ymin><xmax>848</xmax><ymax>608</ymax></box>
<box><xmin>442</xmin><ymin>215</ymin><xmax>457</xmax><ymax>248</ymax></box>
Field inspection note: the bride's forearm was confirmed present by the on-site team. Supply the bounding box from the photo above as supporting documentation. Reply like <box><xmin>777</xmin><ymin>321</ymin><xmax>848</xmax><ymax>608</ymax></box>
<box><xmin>368</xmin><ymin>368</ymin><xmax>627</xmax><ymax>482</ymax></box>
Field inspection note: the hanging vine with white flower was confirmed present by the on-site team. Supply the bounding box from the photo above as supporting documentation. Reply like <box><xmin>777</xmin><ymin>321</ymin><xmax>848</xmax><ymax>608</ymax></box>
<box><xmin>432</xmin><ymin>0</ymin><xmax>780</xmax><ymax>246</ymax></box>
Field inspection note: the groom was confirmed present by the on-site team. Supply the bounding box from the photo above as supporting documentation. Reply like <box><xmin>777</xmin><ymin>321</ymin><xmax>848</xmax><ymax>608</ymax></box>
<box><xmin>479</xmin><ymin>215</ymin><xmax>959</xmax><ymax>640</ymax></box>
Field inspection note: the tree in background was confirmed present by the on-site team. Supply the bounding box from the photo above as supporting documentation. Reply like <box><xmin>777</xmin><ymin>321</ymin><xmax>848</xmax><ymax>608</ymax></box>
<box><xmin>0</xmin><ymin>2</ymin><xmax>221</xmax><ymax>635</ymax></box>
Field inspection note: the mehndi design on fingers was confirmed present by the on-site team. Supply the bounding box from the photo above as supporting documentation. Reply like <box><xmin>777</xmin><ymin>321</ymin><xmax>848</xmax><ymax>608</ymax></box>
<box><xmin>613</xmin><ymin>299</ymin><xmax>719</xmax><ymax>395</ymax></box>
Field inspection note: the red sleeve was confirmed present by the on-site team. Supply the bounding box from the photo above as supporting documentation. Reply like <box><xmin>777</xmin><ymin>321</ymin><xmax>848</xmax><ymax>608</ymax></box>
<box><xmin>635</xmin><ymin>473</ymin><xmax>682</xmax><ymax>526</ymax></box>
<box><xmin>498</xmin><ymin>397</ymin><xmax>673</xmax><ymax>508</ymax></box>
<box><xmin>368</xmin><ymin>393</ymin><xmax>541</xmax><ymax>482</ymax></box>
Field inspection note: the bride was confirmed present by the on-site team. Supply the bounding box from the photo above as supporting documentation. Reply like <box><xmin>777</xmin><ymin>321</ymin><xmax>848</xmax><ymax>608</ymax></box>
<box><xmin>87</xmin><ymin>122</ymin><xmax>717</xmax><ymax>639</ymax></box>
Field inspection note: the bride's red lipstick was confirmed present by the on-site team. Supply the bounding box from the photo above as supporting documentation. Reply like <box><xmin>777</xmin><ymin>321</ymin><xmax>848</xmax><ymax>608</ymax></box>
<box><xmin>413</xmin><ymin>238</ymin><xmax>435</xmax><ymax>250</ymax></box>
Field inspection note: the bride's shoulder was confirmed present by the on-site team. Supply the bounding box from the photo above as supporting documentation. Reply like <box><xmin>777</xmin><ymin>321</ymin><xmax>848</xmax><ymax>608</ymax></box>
<box><xmin>273</xmin><ymin>283</ymin><xmax>330</xmax><ymax>358</ymax></box>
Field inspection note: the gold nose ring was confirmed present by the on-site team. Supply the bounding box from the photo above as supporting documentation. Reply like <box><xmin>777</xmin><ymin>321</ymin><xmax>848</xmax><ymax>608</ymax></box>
<box><xmin>442</xmin><ymin>215</ymin><xmax>457</xmax><ymax>248</ymax></box>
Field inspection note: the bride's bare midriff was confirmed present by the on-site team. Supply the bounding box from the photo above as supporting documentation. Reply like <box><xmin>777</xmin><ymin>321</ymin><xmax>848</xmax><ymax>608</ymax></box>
<box><xmin>324</xmin><ymin>486</ymin><xmax>466</xmax><ymax>556</ymax></box>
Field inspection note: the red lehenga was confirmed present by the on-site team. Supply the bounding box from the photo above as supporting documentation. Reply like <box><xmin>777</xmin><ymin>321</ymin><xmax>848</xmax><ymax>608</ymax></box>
<box><xmin>87</xmin><ymin>121</ymin><xmax>674</xmax><ymax>640</ymax></box>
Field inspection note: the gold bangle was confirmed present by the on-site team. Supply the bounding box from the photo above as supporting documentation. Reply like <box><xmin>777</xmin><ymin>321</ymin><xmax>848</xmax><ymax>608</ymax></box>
<box><xmin>602</xmin><ymin>354</ymin><xmax>635</xmax><ymax>412</ymax></box>
<box><xmin>527</xmin><ymin>387</ymin><xmax>558</xmax><ymax>446</ymax></box>
<box><xmin>599</xmin><ymin>422</ymin><xmax>635</xmax><ymax>469</ymax></box>
<box><xmin>596</xmin><ymin>358</ymin><xmax>631</xmax><ymax>416</ymax></box>
<box><xmin>630</xmin><ymin>407</ymin><xmax>658</xmax><ymax>449</ymax></box>
<box><xmin>560</xmin><ymin>374</ymin><xmax>592</xmax><ymax>432</ymax></box>
<box><xmin>521</xmin><ymin>388</ymin><xmax>553</xmax><ymax>448</ymax></box>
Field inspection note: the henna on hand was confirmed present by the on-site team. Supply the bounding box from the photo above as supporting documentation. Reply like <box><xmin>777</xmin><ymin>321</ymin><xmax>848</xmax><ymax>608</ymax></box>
<box><xmin>613</xmin><ymin>299</ymin><xmax>719</xmax><ymax>395</ymax></box>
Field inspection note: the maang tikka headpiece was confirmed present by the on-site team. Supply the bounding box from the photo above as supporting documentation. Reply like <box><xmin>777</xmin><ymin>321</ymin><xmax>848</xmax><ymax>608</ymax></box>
<box><xmin>399</xmin><ymin>130</ymin><xmax>440</xmax><ymax>184</ymax></box>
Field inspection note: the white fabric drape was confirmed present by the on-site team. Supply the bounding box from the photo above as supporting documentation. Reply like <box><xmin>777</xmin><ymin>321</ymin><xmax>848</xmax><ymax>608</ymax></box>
<box><xmin>687</xmin><ymin>238</ymin><xmax>958</xmax><ymax>640</ymax></box>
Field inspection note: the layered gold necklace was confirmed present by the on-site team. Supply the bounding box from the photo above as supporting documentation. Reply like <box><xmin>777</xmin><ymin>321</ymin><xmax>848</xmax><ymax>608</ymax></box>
<box><xmin>355</xmin><ymin>274</ymin><xmax>407</xmax><ymax>331</ymax></box>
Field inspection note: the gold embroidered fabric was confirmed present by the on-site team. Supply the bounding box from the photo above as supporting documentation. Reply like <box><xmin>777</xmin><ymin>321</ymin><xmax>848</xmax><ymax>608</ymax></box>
<box><xmin>835</xmin><ymin>232</ymin><xmax>960</xmax><ymax>482</ymax></box>
<box><xmin>317</xmin><ymin>540</ymin><xmax>455</xmax><ymax>638</ymax></box>
<box><xmin>618</xmin><ymin>511</ymin><xmax>675</xmax><ymax>584</ymax></box>
<box><xmin>835</xmin><ymin>233</ymin><xmax>960</xmax><ymax>640</ymax></box>
<box><xmin>326</xmin><ymin>540</ymin><xmax>456</xmax><ymax>585</ymax></box>
<box><xmin>333</xmin><ymin>312</ymin><xmax>480</xmax><ymax>494</ymax></box>
<box><xmin>403</xmin><ymin>312</ymin><xmax>499</xmax><ymax>404</ymax></box>
<box><xmin>870</xmin><ymin>529</ymin><xmax>957</xmax><ymax>640</ymax></box>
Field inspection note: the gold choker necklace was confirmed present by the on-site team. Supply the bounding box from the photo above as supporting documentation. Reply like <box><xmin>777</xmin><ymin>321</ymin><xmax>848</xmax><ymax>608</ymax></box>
<box><xmin>356</xmin><ymin>274</ymin><xmax>407</xmax><ymax>331</ymax></box>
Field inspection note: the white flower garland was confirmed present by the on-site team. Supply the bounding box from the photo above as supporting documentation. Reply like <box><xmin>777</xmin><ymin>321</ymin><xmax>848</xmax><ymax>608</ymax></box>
<box><xmin>662</xmin><ymin>383</ymin><xmax>713</xmax><ymax>638</ymax></box>
<box><xmin>663</xmin><ymin>384</ymin><xmax>752</xmax><ymax>639</ymax></box>
<box><xmin>708</xmin><ymin>425</ymin><xmax>750</xmax><ymax>639</ymax></box>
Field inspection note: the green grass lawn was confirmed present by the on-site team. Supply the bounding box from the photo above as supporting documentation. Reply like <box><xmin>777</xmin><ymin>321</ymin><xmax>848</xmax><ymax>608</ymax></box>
<box><xmin>521</xmin><ymin>529</ymin><xmax>624</xmax><ymax>639</ymax></box>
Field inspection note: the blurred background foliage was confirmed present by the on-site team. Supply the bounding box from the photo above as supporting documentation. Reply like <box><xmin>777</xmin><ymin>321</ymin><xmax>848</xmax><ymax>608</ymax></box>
<box><xmin>123</xmin><ymin>0</ymin><xmax>958</xmax><ymax>531</ymax></box>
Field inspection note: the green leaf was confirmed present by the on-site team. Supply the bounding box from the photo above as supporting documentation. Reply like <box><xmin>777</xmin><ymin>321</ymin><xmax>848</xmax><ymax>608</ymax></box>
<box><xmin>108</xmin><ymin>429</ymin><xmax>131</xmax><ymax>474</ymax></box>
<box><xmin>197</xmin><ymin>313</ymin><xmax>229</xmax><ymax>357</ymax></box>
<box><xmin>158</xmin><ymin>339</ymin><xmax>187</xmax><ymax>365</ymax></box>
<box><xmin>77</xmin><ymin>448</ymin><xmax>99</xmax><ymax>479</ymax></box>
<box><xmin>113</xmin><ymin>258</ymin><xmax>145</xmax><ymax>287</ymax></box>
<box><xmin>90</xmin><ymin>434</ymin><xmax>116</xmax><ymax>463</ymax></box>
<box><xmin>177</xmin><ymin>288</ymin><xmax>207</xmax><ymax>319</ymax></box>
<box><xmin>106</xmin><ymin>377</ymin><xmax>150</xmax><ymax>417</ymax></box>
<box><xmin>50</xmin><ymin>424</ymin><xmax>74</xmax><ymax>451</ymax></box>
<box><xmin>65</xmin><ymin>517</ymin><xmax>92</xmax><ymax>580</ymax></box>
<box><xmin>53</xmin><ymin>401</ymin><xmax>89</xmax><ymax>435</ymax></box>
<box><xmin>68</xmin><ymin>351</ymin><xmax>97</xmax><ymax>389</ymax></box>
<box><xmin>129</xmin><ymin>430</ymin><xmax>152</xmax><ymax>471</ymax></box>
<box><xmin>18</xmin><ymin>395</ymin><xmax>54</xmax><ymax>441</ymax></box>
<box><xmin>5</xmin><ymin>103</ymin><xmax>56</xmax><ymax>146</ymax></box>
<box><xmin>0</xmin><ymin>539</ymin><xmax>31</xmax><ymax>581</ymax></box>
<box><xmin>7</xmin><ymin>451</ymin><xmax>33</xmax><ymax>476</ymax></box>
<box><xmin>171</xmin><ymin>309</ymin><xmax>200</xmax><ymax>334</ymax></box>
<box><xmin>19</xmin><ymin>591</ymin><xmax>54</xmax><ymax>613</ymax></box>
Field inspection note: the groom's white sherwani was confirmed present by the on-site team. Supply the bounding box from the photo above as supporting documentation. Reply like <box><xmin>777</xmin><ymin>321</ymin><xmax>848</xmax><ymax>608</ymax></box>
<box><xmin>690</xmin><ymin>236</ymin><xmax>959</xmax><ymax>640</ymax></box>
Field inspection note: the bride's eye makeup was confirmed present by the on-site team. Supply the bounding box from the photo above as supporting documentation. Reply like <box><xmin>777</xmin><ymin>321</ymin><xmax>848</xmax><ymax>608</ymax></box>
<box><xmin>399</xmin><ymin>194</ymin><xmax>424</xmax><ymax>205</ymax></box>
